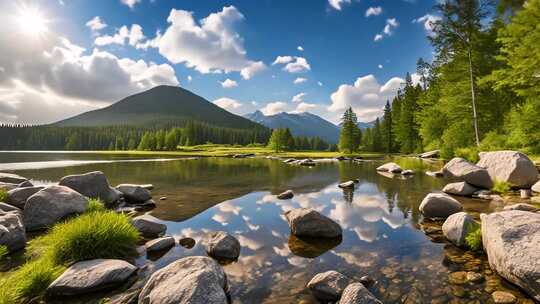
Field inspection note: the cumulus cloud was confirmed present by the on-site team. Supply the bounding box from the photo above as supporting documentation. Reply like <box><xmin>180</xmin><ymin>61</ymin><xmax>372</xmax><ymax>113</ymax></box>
<box><xmin>365</xmin><ymin>6</ymin><xmax>382</xmax><ymax>17</ymax></box>
<box><xmin>220</xmin><ymin>78</ymin><xmax>238</xmax><ymax>88</ymax></box>
<box><xmin>214</xmin><ymin>97</ymin><xmax>242</xmax><ymax>111</ymax></box>
<box><xmin>413</xmin><ymin>14</ymin><xmax>441</xmax><ymax>36</ymax></box>
<box><xmin>120</xmin><ymin>0</ymin><xmax>141</xmax><ymax>9</ymax></box>
<box><xmin>273</xmin><ymin>56</ymin><xmax>310</xmax><ymax>73</ymax></box>
<box><xmin>85</xmin><ymin>16</ymin><xmax>107</xmax><ymax>34</ymax></box>
<box><xmin>272</xmin><ymin>56</ymin><xmax>293</xmax><ymax>65</ymax></box>
<box><xmin>293</xmin><ymin>77</ymin><xmax>307</xmax><ymax>84</ymax></box>
<box><xmin>374</xmin><ymin>18</ymin><xmax>399</xmax><ymax>42</ymax></box>
<box><xmin>292</xmin><ymin>92</ymin><xmax>306</xmax><ymax>103</ymax></box>
<box><xmin>328</xmin><ymin>75</ymin><xmax>403</xmax><ymax>121</ymax></box>
<box><xmin>240</xmin><ymin>61</ymin><xmax>266</xmax><ymax>80</ymax></box>
<box><xmin>294</xmin><ymin>102</ymin><xmax>317</xmax><ymax>113</ymax></box>
<box><xmin>261</xmin><ymin>102</ymin><xmax>287</xmax><ymax>116</ymax></box>
<box><xmin>94</xmin><ymin>24</ymin><xmax>145</xmax><ymax>47</ymax></box>
<box><xmin>328</xmin><ymin>0</ymin><xmax>351</xmax><ymax>10</ymax></box>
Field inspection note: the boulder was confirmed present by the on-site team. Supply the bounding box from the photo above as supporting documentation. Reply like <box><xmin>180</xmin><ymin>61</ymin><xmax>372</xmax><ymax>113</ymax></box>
<box><xmin>442</xmin><ymin>182</ymin><xmax>477</xmax><ymax>196</ymax></box>
<box><xmin>419</xmin><ymin>193</ymin><xmax>463</xmax><ymax>219</ymax></box>
<box><xmin>503</xmin><ymin>203</ymin><xmax>539</xmax><ymax>212</ymax></box>
<box><xmin>0</xmin><ymin>182</ymin><xmax>19</xmax><ymax>192</ymax></box>
<box><xmin>132</xmin><ymin>215</ymin><xmax>166</xmax><ymax>238</ymax></box>
<box><xmin>116</xmin><ymin>184</ymin><xmax>152</xmax><ymax>203</ymax></box>
<box><xmin>277</xmin><ymin>190</ymin><xmax>294</xmax><ymax>200</ymax></box>
<box><xmin>442</xmin><ymin>212</ymin><xmax>477</xmax><ymax>247</ymax></box>
<box><xmin>338</xmin><ymin>282</ymin><xmax>383</xmax><ymax>304</ymax></box>
<box><xmin>477</xmin><ymin>151</ymin><xmax>538</xmax><ymax>188</ymax></box>
<box><xmin>6</xmin><ymin>186</ymin><xmax>44</xmax><ymax>209</ymax></box>
<box><xmin>0</xmin><ymin>202</ymin><xmax>21</xmax><ymax>213</ymax></box>
<box><xmin>47</xmin><ymin>259</ymin><xmax>137</xmax><ymax>296</ymax></box>
<box><xmin>145</xmin><ymin>236</ymin><xmax>175</xmax><ymax>253</ymax></box>
<box><xmin>284</xmin><ymin>208</ymin><xmax>342</xmax><ymax>238</ymax></box>
<box><xmin>0</xmin><ymin>173</ymin><xmax>28</xmax><ymax>184</ymax></box>
<box><xmin>376</xmin><ymin>162</ymin><xmax>402</xmax><ymax>173</ymax></box>
<box><xmin>179</xmin><ymin>237</ymin><xmax>196</xmax><ymax>249</ymax></box>
<box><xmin>443</xmin><ymin>157</ymin><xmax>493</xmax><ymax>189</ymax></box>
<box><xmin>205</xmin><ymin>231</ymin><xmax>240</xmax><ymax>260</ymax></box>
<box><xmin>23</xmin><ymin>185</ymin><xmax>88</xmax><ymax>231</ymax></box>
<box><xmin>338</xmin><ymin>181</ymin><xmax>355</xmax><ymax>188</ymax></box>
<box><xmin>0</xmin><ymin>211</ymin><xmax>26</xmax><ymax>252</ymax></box>
<box><xmin>306</xmin><ymin>270</ymin><xmax>352</xmax><ymax>301</ymax></box>
<box><xmin>138</xmin><ymin>256</ymin><xmax>228</xmax><ymax>304</ymax></box>
<box><xmin>401</xmin><ymin>169</ymin><xmax>415</xmax><ymax>176</ymax></box>
<box><xmin>481</xmin><ymin>211</ymin><xmax>540</xmax><ymax>301</ymax></box>
<box><xmin>18</xmin><ymin>180</ymin><xmax>33</xmax><ymax>188</ymax></box>
<box><xmin>59</xmin><ymin>171</ymin><xmax>120</xmax><ymax>204</ymax></box>
<box><xmin>531</xmin><ymin>181</ymin><xmax>540</xmax><ymax>193</ymax></box>
<box><xmin>419</xmin><ymin>150</ymin><xmax>440</xmax><ymax>159</ymax></box>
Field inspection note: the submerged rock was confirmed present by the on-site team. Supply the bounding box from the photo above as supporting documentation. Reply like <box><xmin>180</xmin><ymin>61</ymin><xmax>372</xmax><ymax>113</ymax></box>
<box><xmin>47</xmin><ymin>259</ymin><xmax>137</xmax><ymax>297</ymax></box>
<box><xmin>0</xmin><ymin>173</ymin><xmax>28</xmax><ymax>184</ymax></box>
<box><xmin>443</xmin><ymin>157</ymin><xmax>493</xmax><ymax>189</ymax></box>
<box><xmin>503</xmin><ymin>203</ymin><xmax>539</xmax><ymax>212</ymax></box>
<box><xmin>0</xmin><ymin>211</ymin><xmax>26</xmax><ymax>253</ymax></box>
<box><xmin>307</xmin><ymin>270</ymin><xmax>352</xmax><ymax>302</ymax></box>
<box><xmin>132</xmin><ymin>215</ymin><xmax>166</xmax><ymax>238</ymax></box>
<box><xmin>145</xmin><ymin>236</ymin><xmax>175</xmax><ymax>253</ymax></box>
<box><xmin>482</xmin><ymin>211</ymin><xmax>540</xmax><ymax>301</ymax></box>
<box><xmin>477</xmin><ymin>151</ymin><xmax>538</xmax><ymax>188</ymax></box>
<box><xmin>138</xmin><ymin>256</ymin><xmax>228</xmax><ymax>304</ymax></box>
<box><xmin>442</xmin><ymin>212</ymin><xmax>477</xmax><ymax>247</ymax></box>
<box><xmin>24</xmin><ymin>185</ymin><xmax>88</xmax><ymax>231</ymax></box>
<box><xmin>6</xmin><ymin>186</ymin><xmax>44</xmax><ymax>209</ymax></box>
<box><xmin>179</xmin><ymin>237</ymin><xmax>196</xmax><ymax>249</ymax></box>
<box><xmin>419</xmin><ymin>193</ymin><xmax>463</xmax><ymax>219</ymax></box>
<box><xmin>491</xmin><ymin>291</ymin><xmax>517</xmax><ymax>304</ymax></box>
<box><xmin>116</xmin><ymin>184</ymin><xmax>152</xmax><ymax>203</ymax></box>
<box><xmin>277</xmin><ymin>190</ymin><xmax>294</xmax><ymax>200</ymax></box>
<box><xmin>338</xmin><ymin>181</ymin><xmax>355</xmax><ymax>188</ymax></box>
<box><xmin>205</xmin><ymin>231</ymin><xmax>240</xmax><ymax>261</ymax></box>
<box><xmin>338</xmin><ymin>282</ymin><xmax>382</xmax><ymax>304</ymax></box>
<box><xmin>59</xmin><ymin>171</ymin><xmax>120</xmax><ymax>204</ymax></box>
<box><xmin>376</xmin><ymin>162</ymin><xmax>402</xmax><ymax>173</ymax></box>
<box><xmin>288</xmin><ymin>234</ymin><xmax>342</xmax><ymax>258</ymax></box>
<box><xmin>284</xmin><ymin>208</ymin><xmax>342</xmax><ymax>238</ymax></box>
<box><xmin>442</xmin><ymin>182</ymin><xmax>477</xmax><ymax>196</ymax></box>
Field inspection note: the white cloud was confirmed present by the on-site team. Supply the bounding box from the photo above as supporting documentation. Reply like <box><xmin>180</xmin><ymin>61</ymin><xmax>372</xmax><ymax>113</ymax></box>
<box><xmin>220</xmin><ymin>78</ymin><xmax>238</xmax><ymax>88</ymax></box>
<box><xmin>294</xmin><ymin>102</ymin><xmax>317</xmax><ymax>113</ymax></box>
<box><xmin>317</xmin><ymin>81</ymin><xmax>323</xmax><ymax>86</ymax></box>
<box><xmin>378</xmin><ymin>64</ymin><xmax>383</xmax><ymax>69</ymax></box>
<box><xmin>292</xmin><ymin>92</ymin><xmax>306</xmax><ymax>103</ymax></box>
<box><xmin>120</xmin><ymin>0</ymin><xmax>141</xmax><ymax>9</ymax></box>
<box><xmin>328</xmin><ymin>75</ymin><xmax>403</xmax><ymax>121</ymax></box>
<box><xmin>413</xmin><ymin>14</ymin><xmax>441</xmax><ymax>36</ymax></box>
<box><xmin>187</xmin><ymin>75</ymin><xmax>192</xmax><ymax>82</ymax></box>
<box><xmin>374</xmin><ymin>18</ymin><xmax>399</xmax><ymax>42</ymax></box>
<box><xmin>94</xmin><ymin>24</ymin><xmax>145</xmax><ymax>47</ymax></box>
<box><xmin>365</xmin><ymin>7</ymin><xmax>382</xmax><ymax>17</ymax></box>
<box><xmin>273</xmin><ymin>56</ymin><xmax>310</xmax><ymax>73</ymax></box>
<box><xmin>328</xmin><ymin>0</ymin><xmax>351</xmax><ymax>10</ymax></box>
<box><xmin>374</xmin><ymin>34</ymin><xmax>383</xmax><ymax>41</ymax></box>
<box><xmin>85</xmin><ymin>16</ymin><xmax>107</xmax><ymax>33</ymax></box>
<box><xmin>153</xmin><ymin>6</ymin><xmax>265</xmax><ymax>79</ymax></box>
<box><xmin>293</xmin><ymin>77</ymin><xmax>307</xmax><ymax>84</ymax></box>
<box><xmin>272</xmin><ymin>56</ymin><xmax>294</xmax><ymax>65</ymax></box>
<box><xmin>261</xmin><ymin>102</ymin><xmax>287</xmax><ymax>116</ymax></box>
<box><xmin>214</xmin><ymin>97</ymin><xmax>242</xmax><ymax>111</ymax></box>
<box><xmin>297</xmin><ymin>46</ymin><xmax>304</xmax><ymax>51</ymax></box>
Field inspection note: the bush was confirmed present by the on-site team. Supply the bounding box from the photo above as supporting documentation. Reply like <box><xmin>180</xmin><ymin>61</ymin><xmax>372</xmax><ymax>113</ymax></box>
<box><xmin>465</xmin><ymin>224</ymin><xmax>482</xmax><ymax>251</ymax></box>
<box><xmin>492</xmin><ymin>180</ymin><xmax>512</xmax><ymax>194</ymax></box>
<box><xmin>0</xmin><ymin>189</ymin><xmax>7</xmax><ymax>203</ymax></box>
<box><xmin>87</xmin><ymin>198</ymin><xmax>106</xmax><ymax>213</ymax></box>
<box><xmin>454</xmin><ymin>147</ymin><xmax>480</xmax><ymax>163</ymax></box>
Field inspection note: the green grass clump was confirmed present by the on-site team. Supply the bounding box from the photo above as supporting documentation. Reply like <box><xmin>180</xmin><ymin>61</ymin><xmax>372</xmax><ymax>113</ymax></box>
<box><xmin>87</xmin><ymin>198</ymin><xmax>106</xmax><ymax>213</ymax></box>
<box><xmin>0</xmin><ymin>189</ymin><xmax>7</xmax><ymax>202</ymax></box>
<box><xmin>465</xmin><ymin>224</ymin><xmax>483</xmax><ymax>251</ymax></box>
<box><xmin>492</xmin><ymin>180</ymin><xmax>512</xmax><ymax>194</ymax></box>
<box><xmin>0</xmin><ymin>245</ymin><xmax>7</xmax><ymax>260</ymax></box>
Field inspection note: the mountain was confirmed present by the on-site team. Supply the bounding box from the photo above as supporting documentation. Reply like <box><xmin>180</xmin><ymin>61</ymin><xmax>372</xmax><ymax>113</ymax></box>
<box><xmin>54</xmin><ymin>85</ymin><xmax>263</xmax><ymax>130</ymax></box>
<box><xmin>244</xmin><ymin>111</ymin><xmax>340</xmax><ymax>143</ymax></box>
<box><xmin>358</xmin><ymin>120</ymin><xmax>375</xmax><ymax>130</ymax></box>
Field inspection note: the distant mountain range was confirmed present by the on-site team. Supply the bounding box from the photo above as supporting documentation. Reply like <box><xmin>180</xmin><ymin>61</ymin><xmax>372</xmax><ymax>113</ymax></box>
<box><xmin>244</xmin><ymin>111</ymin><xmax>340</xmax><ymax>144</ymax></box>
<box><xmin>54</xmin><ymin>85</ymin><xmax>263</xmax><ymax>130</ymax></box>
<box><xmin>358</xmin><ymin>121</ymin><xmax>375</xmax><ymax>130</ymax></box>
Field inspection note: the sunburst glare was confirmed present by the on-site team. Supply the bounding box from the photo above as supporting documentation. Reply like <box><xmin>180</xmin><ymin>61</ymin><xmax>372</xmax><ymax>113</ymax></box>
<box><xmin>15</xmin><ymin>5</ymin><xmax>49</xmax><ymax>38</ymax></box>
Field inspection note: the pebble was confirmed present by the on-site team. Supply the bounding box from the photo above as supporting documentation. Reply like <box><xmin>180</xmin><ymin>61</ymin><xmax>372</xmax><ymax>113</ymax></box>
<box><xmin>159</xmin><ymin>196</ymin><xmax>167</xmax><ymax>200</ymax></box>
<box><xmin>466</xmin><ymin>272</ymin><xmax>484</xmax><ymax>283</ymax></box>
<box><xmin>492</xmin><ymin>291</ymin><xmax>517</xmax><ymax>304</ymax></box>
<box><xmin>448</xmin><ymin>271</ymin><xmax>468</xmax><ymax>285</ymax></box>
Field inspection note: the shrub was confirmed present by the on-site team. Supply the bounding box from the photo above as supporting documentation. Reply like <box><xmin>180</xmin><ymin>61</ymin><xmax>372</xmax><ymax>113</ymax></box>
<box><xmin>454</xmin><ymin>147</ymin><xmax>480</xmax><ymax>163</ymax></box>
<box><xmin>492</xmin><ymin>180</ymin><xmax>512</xmax><ymax>194</ymax></box>
<box><xmin>465</xmin><ymin>224</ymin><xmax>483</xmax><ymax>251</ymax></box>
<box><xmin>0</xmin><ymin>245</ymin><xmax>7</xmax><ymax>260</ymax></box>
<box><xmin>87</xmin><ymin>198</ymin><xmax>106</xmax><ymax>213</ymax></box>
<box><xmin>0</xmin><ymin>189</ymin><xmax>7</xmax><ymax>203</ymax></box>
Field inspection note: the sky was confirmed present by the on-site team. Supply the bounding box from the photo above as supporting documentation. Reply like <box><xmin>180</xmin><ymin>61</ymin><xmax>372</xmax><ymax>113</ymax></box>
<box><xmin>0</xmin><ymin>0</ymin><xmax>441</xmax><ymax>125</ymax></box>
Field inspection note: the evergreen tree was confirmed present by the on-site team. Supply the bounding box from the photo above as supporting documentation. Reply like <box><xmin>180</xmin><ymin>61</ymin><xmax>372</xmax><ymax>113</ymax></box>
<box><xmin>381</xmin><ymin>100</ymin><xmax>393</xmax><ymax>153</ymax></box>
<box><xmin>338</xmin><ymin>107</ymin><xmax>361</xmax><ymax>154</ymax></box>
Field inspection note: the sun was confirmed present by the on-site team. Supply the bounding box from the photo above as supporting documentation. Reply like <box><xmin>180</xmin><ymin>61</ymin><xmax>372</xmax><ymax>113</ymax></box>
<box><xmin>15</xmin><ymin>6</ymin><xmax>49</xmax><ymax>38</ymax></box>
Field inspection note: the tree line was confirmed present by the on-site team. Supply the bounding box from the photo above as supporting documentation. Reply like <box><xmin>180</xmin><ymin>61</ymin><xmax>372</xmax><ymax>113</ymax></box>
<box><xmin>267</xmin><ymin>128</ymin><xmax>334</xmax><ymax>152</ymax></box>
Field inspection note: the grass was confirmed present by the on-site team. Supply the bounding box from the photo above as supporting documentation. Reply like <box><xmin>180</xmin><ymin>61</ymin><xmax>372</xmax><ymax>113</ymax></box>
<box><xmin>0</xmin><ymin>211</ymin><xmax>140</xmax><ymax>303</ymax></box>
<box><xmin>0</xmin><ymin>189</ymin><xmax>7</xmax><ymax>202</ymax></box>
<box><xmin>492</xmin><ymin>180</ymin><xmax>512</xmax><ymax>194</ymax></box>
<box><xmin>0</xmin><ymin>245</ymin><xmax>7</xmax><ymax>260</ymax></box>
<box><xmin>87</xmin><ymin>198</ymin><xmax>106</xmax><ymax>213</ymax></box>
<box><xmin>465</xmin><ymin>223</ymin><xmax>483</xmax><ymax>251</ymax></box>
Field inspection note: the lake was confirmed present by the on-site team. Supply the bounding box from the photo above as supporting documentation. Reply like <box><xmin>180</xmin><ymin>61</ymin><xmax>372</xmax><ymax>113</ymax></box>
<box><xmin>0</xmin><ymin>152</ymin><xmax>532</xmax><ymax>303</ymax></box>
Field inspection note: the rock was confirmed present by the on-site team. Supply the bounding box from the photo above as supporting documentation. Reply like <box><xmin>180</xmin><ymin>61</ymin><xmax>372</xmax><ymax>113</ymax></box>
<box><xmin>503</xmin><ymin>203</ymin><xmax>539</xmax><ymax>212</ymax></box>
<box><xmin>24</xmin><ymin>185</ymin><xmax>88</xmax><ymax>231</ymax></box>
<box><xmin>401</xmin><ymin>169</ymin><xmax>415</xmax><ymax>176</ymax></box>
<box><xmin>0</xmin><ymin>173</ymin><xmax>28</xmax><ymax>184</ymax></box>
<box><xmin>466</xmin><ymin>272</ymin><xmax>484</xmax><ymax>283</ymax></box>
<box><xmin>140</xmin><ymin>184</ymin><xmax>154</xmax><ymax>190</ymax></box>
<box><xmin>306</xmin><ymin>270</ymin><xmax>352</xmax><ymax>302</ymax></box>
<box><xmin>338</xmin><ymin>282</ymin><xmax>382</xmax><ymax>304</ymax></box>
<box><xmin>145</xmin><ymin>236</ymin><xmax>175</xmax><ymax>253</ymax></box>
<box><xmin>179</xmin><ymin>237</ymin><xmax>196</xmax><ymax>249</ymax></box>
<box><xmin>0</xmin><ymin>182</ymin><xmax>19</xmax><ymax>192</ymax></box>
<box><xmin>159</xmin><ymin>196</ymin><xmax>167</xmax><ymax>201</ymax></box>
<box><xmin>443</xmin><ymin>157</ymin><xmax>493</xmax><ymax>189</ymax></box>
<box><xmin>284</xmin><ymin>208</ymin><xmax>342</xmax><ymax>238</ymax></box>
<box><xmin>338</xmin><ymin>181</ymin><xmax>355</xmax><ymax>188</ymax></box>
<box><xmin>521</xmin><ymin>189</ymin><xmax>532</xmax><ymax>199</ymax></box>
<box><xmin>478</xmin><ymin>151</ymin><xmax>538</xmax><ymax>188</ymax></box>
<box><xmin>443</xmin><ymin>182</ymin><xmax>477</xmax><ymax>196</ymax></box>
<box><xmin>359</xmin><ymin>275</ymin><xmax>375</xmax><ymax>287</ymax></box>
<box><xmin>18</xmin><ymin>180</ymin><xmax>33</xmax><ymax>188</ymax></box>
<box><xmin>6</xmin><ymin>186</ymin><xmax>44</xmax><ymax>209</ymax></box>
<box><xmin>298</xmin><ymin>159</ymin><xmax>316</xmax><ymax>166</ymax></box>
<box><xmin>419</xmin><ymin>193</ymin><xmax>463</xmax><ymax>219</ymax></box>
<box><xmin>491</xmin><ymin>291</ymin><xmax>517</xmax><ymax>304</ymax></box>
<box><xmin>132</xmin><ymin>215</ymin><xmax>166</xmax><ymax>238</ymax></box>
<box><xmin>59</xmin><ymin>171</ymin><xmax>120</xmax><ymax>204</ymax></box>
<box><xmin>0</xmin><ymin>211</ymin><xmax>26</xmax><ymax>252</ymax></box>
<box><xmin>138</xmin><ymin>256</ymin><xmax>228</xmax><ymax>304</ymax></box>
<box><xmin>283</xmin><ymin>159</ymin><xmax>296</xmax><ymax>164</ymax></box>
<box><xmin>481</xmin><ymin>211</ymin><xmax>540</xmax><ymax>301</ymax></box>
<box><xmin>448</xmin><ymin>271</ymin><xmax>468</xmax><ymax>285</ymax></box>
<box><xmin>47</xmin><ymin>259</ymin><xmax>137</xmax><ymax>296</ymax></box>
<box><xmin>442</xmin><ymin>212</ymin><xmax>477</xmax><ymax>247</ymax></box>
<box><xmin>116</xmin><ymin>184</ymin><xmax>152</xmax><ymax>203</ymax></box>
<box><xmin>205</xmin><ymin>231</ymin><xmax>240</xmax><ymax>260</ymax></box>
<box><xmin>420</xmin><ymin>150</ymin><xmax>440</xmax><ymax>158</ymax></box>
<box><xmin>0</xmin><ymin>202</ymin><xmax>21</xmax><ymax>213</ymax></box>
<box><xmin>533</xmin><ymin>181</ymin><xmax>540</xmax><ymax>193</ymax></box>
<box><xmin>376</xmin><ymin>162</ymin><xmax>402</xmax><ymax>173</ymax></box>
<box><xmin>277</xmin><ymin>190</ymin><xmax>294</xmax><ymax>200</ymax></box>
<box><xmin>426</xmin><ymin>170</ymin><xmax>444</xmax><ymax>177</ymax></box>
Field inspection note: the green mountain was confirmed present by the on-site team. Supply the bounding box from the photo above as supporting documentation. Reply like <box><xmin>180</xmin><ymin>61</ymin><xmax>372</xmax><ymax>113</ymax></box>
<box><xmin>54</xmin><ymin>85</ymin><xmax>263</xmax><ymax>130</ymax></box>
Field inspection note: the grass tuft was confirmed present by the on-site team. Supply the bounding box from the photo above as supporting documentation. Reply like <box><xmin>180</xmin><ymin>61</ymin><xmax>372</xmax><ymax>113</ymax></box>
<box><xmin>0</xmin><ymin>245</ymin><xmax>7</xmax><ymax>260</ymax></box>
<box><xmin>0</xmin><ymin>189</ymin><xmax>7</xmax><ymax>202</ymax></box>
<box><xmin>492</xmin><ymin>180</ymin><xmax>512</xmax><ymax>194</ymax></box>
<box><xmin>87</xmin><ymin>198</ymin><xmax>106</xmax><ymax>213</ymax></box>
<box><xmin>465</xmin><ymin>223</ymin><xmax>483</xmax><ymax>251</ymax></box>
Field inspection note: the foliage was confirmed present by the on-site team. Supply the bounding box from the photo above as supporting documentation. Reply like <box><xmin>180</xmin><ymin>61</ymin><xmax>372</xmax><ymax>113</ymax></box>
<box><xmin>87</xmin><ymin>198</ymin><xmax>106</xmax><ymax>213</ymax></box>
<box><xmin>339</xmin><ymin>107</ymin><xmax>362</xmax><ymax>154</ymax></box>
<box><xmin>465</xmin><ymin>223</ymin><xmax>483</xmax><ymax>251</ymax></box>
<box><xmin>454</xmin><ymin>147</ymin><xmax>480</xmax><ymax>163</ymax></box>
<box><xmin>0</xmin><ymin>245</ymin><xmax>7</xmax><ymax>260</ymax></box>
<box><xmin>0</xmin><ymin>189</ymin><xmax>7</xmax><ymax>203</ymax></box>
<box><xmin>492</xmin><ymin>180</ymin><xmax>512</xmax><ymax>194</ymax></box>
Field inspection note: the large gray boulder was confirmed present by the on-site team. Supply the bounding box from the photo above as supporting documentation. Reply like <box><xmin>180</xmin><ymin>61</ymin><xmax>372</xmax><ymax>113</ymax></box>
<box><xmin>442</xmin><ymin>212</ymin><xmax>477</xmax><ymax>247</ymax></box>
<box><xmin>307</xmin><ymin>270</ymin><xmax>352</xmax><ymax>302</ymax></box>
<box><xmin>481</xmin><ymin>211</ymin><xmax>540</xmax><ymax>301</ymax></box>
<box><xmin>338</xmin><ymin>282</ymin><xmax>382</xmax><ymax>304</ymax></box>
<box><xmin>477</xmin><ymin>151</ymin><xmax>538</xmax><ymax>188</ymax></box>
<box><xmin>376</xmin><ymin>162</ymin><xmax>402</xmax><ymax>173</ymax></box>
<box><xmin>23</xmin><ymin>185</ymin><xmax>88</xmax><ymax>231</ymax></box>
<box><xmin>47</xmin><ymin>259</ymin><xmax>137</xmax><ymax>296</ymax></box>
<box><xmin>116</xmin><ymin>184</ymin><xmax>152</xmax><ymax>203</ymax></box>
<box><xmin>205</xmin><ymin>231</ymin><xmax>240</xmax><ymax>260</ymax></box>
<box><xmin>284</xmin><ymin>208</ymin><xmax>342</xmax><ymax>238</ymax></box>
<box><xmin>132</xmin><ymin>215</ymin><xmax>166</xmax><ymax>238</ymax></box>
<box><xmin>443</xmin><ymin>157</ymin><xmax>493</xmax><ymax>189</ymax></box>
<box><xmin>6</xmin><ymin>186</ymin><xmax>44</xmax><ymax>209</ymax></box>
<box><xmin>419</xmin><ymin>193</ymin><xmax>463</xmax><ymax>219</ymax></box>
<box><xmin>0</xmin><ymin>173</ymin><xmax>28</xmax><ymax>184</ymax></box>
<box><xmin>442</xmin><ymin>182</ymin><xmax>477</xmax><ymax>196</ymax></box>
<box><xmin>0</xmin><ymin>211</ymin><xmax>26</xmax><ymax>252</ymax></box>
<box><xmin>138</xmin><ymin>256</ymin><xmax>228</xmax><ymax>304</ymax></box>
<box><xmin>59</xmin><ymin>171</ymin><xmax>120</xmax><ymax>204</ymax></box>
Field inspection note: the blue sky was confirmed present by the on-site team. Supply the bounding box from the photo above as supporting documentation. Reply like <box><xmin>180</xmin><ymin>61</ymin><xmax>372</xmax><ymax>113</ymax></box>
<box><xmin>0</xmin><ymin>0</ymin><xmax>440</xmax><ymax>124</ymax></box>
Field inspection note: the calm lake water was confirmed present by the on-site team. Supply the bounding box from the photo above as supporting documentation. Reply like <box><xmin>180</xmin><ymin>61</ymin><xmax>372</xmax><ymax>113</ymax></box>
<box><xmin>0</xmin><ymin>152</ymin><xmax>532</xmax><ymax>303</ymax></box>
